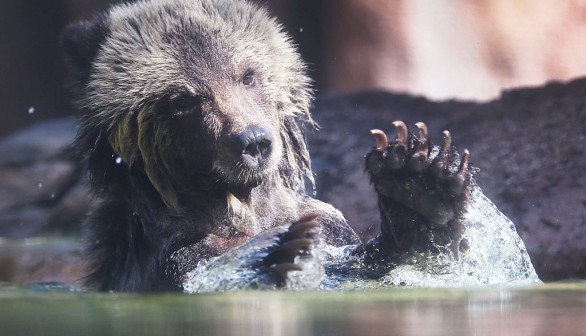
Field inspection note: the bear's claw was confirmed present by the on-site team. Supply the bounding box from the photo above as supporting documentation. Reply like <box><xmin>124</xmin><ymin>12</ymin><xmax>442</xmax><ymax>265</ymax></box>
<box><xmin>370</xmin><ymin>129</ymin><xmax>388</xmax><ymax>151</ymax></box>
<box><xmin>392</xmin><ymin>121</ymin><xmax>408</xmax><ymax>148</ymax></box>
<box><xmin>264</xmin><ymin>212</ymin><xmax>321</xmax><ymax>286</ymax></box>
<box><xmin>367</xmin><ymin>121</ymin><xmax>473</xmax><ymax>229</ymax></box>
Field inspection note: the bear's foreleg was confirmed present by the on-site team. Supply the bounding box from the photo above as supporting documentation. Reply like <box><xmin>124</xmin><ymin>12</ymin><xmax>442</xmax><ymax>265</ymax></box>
<box><xmin>364</xmin><ymin>121</ymin><xmax>473</xmax><ymax>259</ymax></box>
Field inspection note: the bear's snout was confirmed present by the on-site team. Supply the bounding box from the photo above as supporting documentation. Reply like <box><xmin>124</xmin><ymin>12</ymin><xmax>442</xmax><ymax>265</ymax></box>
<box><xmin>231</xmin><ymin>126</ymin><xmax>273</xmax><ymax>167</ymax></box>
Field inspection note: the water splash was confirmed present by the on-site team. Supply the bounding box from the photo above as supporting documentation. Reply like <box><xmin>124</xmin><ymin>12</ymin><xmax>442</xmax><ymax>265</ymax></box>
<box><xmin>183</xmin><ymin>186</ymin><xmax>539</xmax><ymax>292</ymax></box>
<box><xmin>370</xmin><ymin>187</ymin><xmax>540</xmax><ymax>288</ymax></box>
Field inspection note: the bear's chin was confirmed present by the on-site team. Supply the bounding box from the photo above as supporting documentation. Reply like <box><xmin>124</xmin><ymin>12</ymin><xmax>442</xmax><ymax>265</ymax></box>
<box><xmin>214</xmin><ymin>167</ymin><xmax>271</xmax><ymax>200</ymax></box>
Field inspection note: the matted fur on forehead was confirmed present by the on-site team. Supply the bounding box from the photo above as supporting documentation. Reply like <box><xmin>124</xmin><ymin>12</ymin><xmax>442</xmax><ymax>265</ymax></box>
<box><xmin>83</xmin><ymin>0</ymin><xmax>312</xmax><ymax>126</ymax></box>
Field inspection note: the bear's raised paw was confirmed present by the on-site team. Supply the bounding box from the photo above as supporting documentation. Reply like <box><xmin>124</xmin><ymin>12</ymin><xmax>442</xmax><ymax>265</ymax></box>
<box><xmin>366</xmin><ymin>121</ymin><xmax>474</xmax><ymax>252</ymax></box>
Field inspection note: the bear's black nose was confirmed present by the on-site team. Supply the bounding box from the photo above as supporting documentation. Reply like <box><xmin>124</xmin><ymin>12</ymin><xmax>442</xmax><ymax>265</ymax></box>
<box><xmin>232</xmin><ymin>126</ymin><xmax>273</xmax><ymax>166</ymax></box>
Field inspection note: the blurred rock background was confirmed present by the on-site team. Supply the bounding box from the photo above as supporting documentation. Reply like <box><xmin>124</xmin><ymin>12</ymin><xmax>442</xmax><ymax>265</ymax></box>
<box><xmin>1</xmin><ymin>0</ymin><xmax>585</xmax><ymax>285</ymax></box>
<box><xmin>2</xmin><ymin>0</ymin><xmax>586</xmax><ymax>137</ymax></box>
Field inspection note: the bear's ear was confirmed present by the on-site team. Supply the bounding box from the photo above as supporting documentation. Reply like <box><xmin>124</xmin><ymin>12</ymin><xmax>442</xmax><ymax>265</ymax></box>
<box><xmin>61</xmin><ymin>16</ymin><xmax>109</xmax><ymax>80</ymax></box>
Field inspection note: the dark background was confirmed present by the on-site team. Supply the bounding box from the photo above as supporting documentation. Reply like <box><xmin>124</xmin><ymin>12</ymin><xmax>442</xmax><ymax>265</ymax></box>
<box><xmin>0</xmin><ymin>0</ymin><xmax>327</xmax><ymax>138</ymax></box>
<box><xmin>2</xmin><ymin>0</ymin><xmax>586</xmax><ymax>138</ymax></box>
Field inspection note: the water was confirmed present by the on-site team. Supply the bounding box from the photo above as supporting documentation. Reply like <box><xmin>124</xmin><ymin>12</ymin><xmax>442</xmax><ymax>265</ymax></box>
<box><xmin>184</xmin><ymin>185</ymin><xmax>539</xmax><ymax>292</ymax></box>
<box><xmin>0</xmin><ymin>283</ymin><xmax>584</xmax><ymax>336</ymax></box>
<box><xmin>0</xmin><ymin>193</ymin><xmax>560</xmax><ymax>335</ymax></box>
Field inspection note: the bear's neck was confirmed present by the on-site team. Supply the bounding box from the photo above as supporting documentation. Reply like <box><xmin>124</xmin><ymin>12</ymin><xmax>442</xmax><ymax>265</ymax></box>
<box><xmin>127</xmin><ymin>169</ymin><xmax>303</xmax><ymax>237</ymax></box>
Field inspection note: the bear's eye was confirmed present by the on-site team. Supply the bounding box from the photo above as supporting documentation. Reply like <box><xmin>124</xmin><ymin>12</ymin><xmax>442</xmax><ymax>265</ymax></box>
<box><xmin>242</xmin><ymin>69</ymin><xmax>255</xmax><ymax>86</ymax></box>
<box><xmin>170</xmin><ymin>94</ymin><xmax>200</xmax><ymax>116</ymax></box>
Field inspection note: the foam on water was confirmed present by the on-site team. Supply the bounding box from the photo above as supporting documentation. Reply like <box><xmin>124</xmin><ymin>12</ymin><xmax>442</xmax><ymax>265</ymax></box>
<box><xmin>183</xmin><ymin>186</ymin><xmax>540</xmax><ymax>292</ymax></box>
<box><xmin>375</xmin><ymin>187</ymin><xmax>540</xmax><ymax>288</ymax></box>
<box><xmin>183</xmin><ymin>229</ymin><xmax>277</xmax><ymax>293</ymax></box>
<box><xmin>455</xmin><ymin>187</ymin><xmax>539</xmax><ymax>284</ymax></box>
<box><xmin>183</xmin><ymin>225</ymin><xmax>326</xmax><ymax>293</ymax></box>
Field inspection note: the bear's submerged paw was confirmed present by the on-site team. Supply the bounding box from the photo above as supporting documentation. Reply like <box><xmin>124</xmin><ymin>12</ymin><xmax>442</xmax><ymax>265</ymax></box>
<box><xmin>263</xmin><ymin>212</ymin><xmax>323</xmax><ymax>288</ymax></box>
<box><xmin>182</xmin><ymin>213</ymin><xmax>324</xmax><ymax>293</ymax></box>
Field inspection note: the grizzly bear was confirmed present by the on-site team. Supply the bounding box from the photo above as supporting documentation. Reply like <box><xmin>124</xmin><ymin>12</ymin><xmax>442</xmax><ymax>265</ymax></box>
<box><xmin>62</xmin><ymin>0</ymin><xmax>539</xmax><ymax>292</ymax></box>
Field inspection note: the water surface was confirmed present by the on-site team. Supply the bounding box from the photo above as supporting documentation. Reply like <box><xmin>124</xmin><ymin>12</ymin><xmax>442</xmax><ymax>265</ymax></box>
<box><xmin>0</xmin><ymin>283</ymin><xmax>584</xmax><ymax>335</ymax></box>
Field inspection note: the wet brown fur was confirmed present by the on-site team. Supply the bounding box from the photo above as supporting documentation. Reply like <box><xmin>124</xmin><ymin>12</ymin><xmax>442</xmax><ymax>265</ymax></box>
<box><xmin>63</xmin><ymin>0</ymin><xmax>359</xmax><ymax>291</ymax></box>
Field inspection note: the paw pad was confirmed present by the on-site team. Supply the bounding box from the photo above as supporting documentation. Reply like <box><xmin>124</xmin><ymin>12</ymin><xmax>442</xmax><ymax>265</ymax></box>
<box><xmin>367</xmin><ymin>121</ymin><xmax>473</xmax><ymax>226</ymax></box>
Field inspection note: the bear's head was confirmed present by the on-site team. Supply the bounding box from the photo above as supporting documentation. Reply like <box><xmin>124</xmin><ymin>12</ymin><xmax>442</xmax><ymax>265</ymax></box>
<box><xmin>62</xmin><ymin>0</ymin><xmax>314</xmax><ymax>212</ymax></box>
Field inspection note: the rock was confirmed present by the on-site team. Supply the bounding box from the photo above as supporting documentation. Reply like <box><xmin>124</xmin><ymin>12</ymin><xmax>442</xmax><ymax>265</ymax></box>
<box><xmin>0</xmin><ymin>118</ymin><xmax>76</xmax><ymax>165</ymax></box>
<box><xmin>0</xmin><ymin>118</ymin><xmax>90</xmax><ymax>237</ymax></box>
<box><xmin>309</xmin><ymin>77</ymin><xmax>586</xmax><ymax>281</ymax></box>
<box><xmin>0</xmin><ymin>238</ymin><xmax>83</xmax><ymax>285</ymax></box>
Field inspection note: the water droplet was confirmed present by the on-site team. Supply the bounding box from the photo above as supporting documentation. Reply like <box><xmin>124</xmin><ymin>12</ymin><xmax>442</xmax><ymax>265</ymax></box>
<box><xmin>38</xmin><ymin>183</ymin><xmax>43</xmax><ymax>189</ymax></box>
<box><xmin>28</xmin><ymin>107</ymin><xmax>35</xmax><ymax>114</ymax></box>
<box><xmin>115</xmin><ymin>157</ymin><xmax>123</xmax><ymax>164</ymax></box>
<box><xmin>299</xmin><ymin>27</ymin><xmax>304</xmax><ymax>33</ymax></box>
